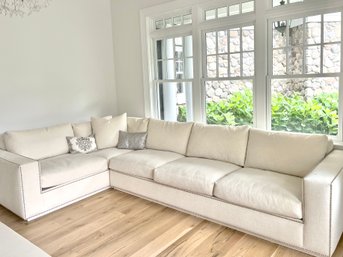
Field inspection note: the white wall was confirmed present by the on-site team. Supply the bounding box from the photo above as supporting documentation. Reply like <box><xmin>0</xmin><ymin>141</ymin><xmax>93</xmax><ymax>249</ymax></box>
<box><xmin>0</xmin><ymin>0</ymin><xmax>117</xmax><ymax>132</ymax></box>
<box><xmin>111</xmin><ymin>0</ymin><xmax>173</xmax><ymax>117</ymax></box>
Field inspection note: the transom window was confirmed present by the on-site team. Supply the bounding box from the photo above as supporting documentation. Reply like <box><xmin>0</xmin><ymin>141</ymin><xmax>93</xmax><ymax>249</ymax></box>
<box><xmin>205</xmin><ymin>1</ymin><xmax>255</xmax><ymax>21</ymax></box>
<box><xmin>273</xmin><ymin>0</ymin><xmax>303</xmax><ymax>7</ymax></box>
<box><xmin>155</xmin><ymin>11</ymin><xmax>192</xmax><ymax>30</ymax></box>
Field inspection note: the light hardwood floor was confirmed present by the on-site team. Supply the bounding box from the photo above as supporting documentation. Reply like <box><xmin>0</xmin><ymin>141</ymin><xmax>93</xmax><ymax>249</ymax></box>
<box><xmin>0</xmin><ymin>189</ymin><xmax>342</xmax><ymax>257</ymax></box>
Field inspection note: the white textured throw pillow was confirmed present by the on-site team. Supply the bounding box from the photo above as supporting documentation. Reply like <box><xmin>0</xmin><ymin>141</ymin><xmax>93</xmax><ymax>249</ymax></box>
<box><xmin>67</xmin><ymin>136</ymin><xmax>97</xmax><ymax>154</ymax></box>
<box><xmin>91</xmin><ymin>113</ymin><xmax>127</xmax><ymax>149</ymax></box>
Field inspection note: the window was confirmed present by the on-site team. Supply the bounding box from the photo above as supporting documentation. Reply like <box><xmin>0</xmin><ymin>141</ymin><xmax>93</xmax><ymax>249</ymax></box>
<box><xmin>204</xmin><ymin>26</ymin><xmax>255</xmax><ymax>125</ymax></box>
<box><xmin>272</xmin><ymin>0</ymin><xmax>303</xmax><ymax>7</ymax></box>
<box><xmin>155</xmin><ymin>11</ymin><xmax>192</xmax><ymax>30</ymax></box>
<box><xmin>153</xmin><ymin>36</ymin><xmax>193</xmax><ymax>122</ymax></box>
<box><xmin>142</xmin><ymin>0</ymin><xmax>343</xmax><ymax>141</ymax></box>
<box><xmin>270</xmin><ymin>12</ymin><xmax>341</xmax><ymax>135</ymax></box>
<box><xmin>205</xmin><ymin>1</ymin><xmax>255</xmax><ymax>21</ymax></box>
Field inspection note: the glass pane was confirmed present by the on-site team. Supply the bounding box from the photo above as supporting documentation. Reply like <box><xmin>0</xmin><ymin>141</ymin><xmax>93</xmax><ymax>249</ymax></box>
<box><xmin>273</xmin><ymin>49</ymin><xmax>287</xmax><ymax>75</ymax></box>
<box><xmin>288</xmin><ymin>47</ymin><xmax>303</xmax><ymax>74</ymax></box>
<box><xmin>165</xmin><ymin>18</ymin><xmax>172</xmax><ymax>28</ymax></box>
<box><xmin>324</xmin><ymin>12</ymin><xmax>341</xmax><ymax>43</ymax></box>
<box><xmin>273</xmin><ymin>0</ymin><xmax>285</xmax><ymax>7</ymax></box>
<box><xmin>271</xmin><ymin>77</ymin><xmax>339</xmax><ymax>135</ymax></box>
<box><xmin>218</xmin><ymin>7</ymin><xmax>228</xmax><ymax>18</ymax></box>
<box><xmin>323</xmin><ymin>43</ymin><xmax>341</xmax><ymax>73</ymax></box>
<box><xmin>156</xmin><ymin>40</ymin><xmax>163</xmax><ymax>60</ymax></box>
<box><xmin>158</xmin><ymin>82</ymin><xmax>192</xmax><ymax>122</ymax></box>
<box><xmin>183</xmin><ymin>14</ymin><xmax>192</xmax><ymax>25</ymax></box>
<box><xmin>206</xmin><ymin>32</ymin><xmax>217</xmax><ymax>55</ymax></box>
<box><xmin>157</xmin><ymin>61</ymin><xmax>163</xmax><ymax>79</ymax></box>
<box><xmin>289</xmin><ymin>18</ymin><xmax>304</xmax><ymax>46</ymax></box>
<box><xmin>175</xmin><ymin>60</ymin><xmax>184</xmax><ymax>79</ymax></box>
<box><xmin>243</xmin><ymin>52</ymin><xmax>254</xmax><ymax>76</ymax></box>
<box><xmin>166</xmin><ymin>60</ymin><xmax>175</xmax><ymax>79</ymax></box>
<box><xmin>174</xmin><ymin>37</ymin><xmax>183</xmax><ymax>59</ymax></box>
<box><xmin>305</xmin><ymin>45</ymin><xmax>321</xmax><ymax>74</ymax></box>
<box><xmin>207</xmin><ymin>56</ymin><xmax>217</xmax><ymax>78</ymax></box>
<box><xmin>206</xmin><ymin>80</ymin><xmax>253</xmax><ymax>125</ymax></box>
<box><xmin>289</xmin><ymin>0</ymin><xmax>303</xmax><ymax>3</ymax></box>
<box><xmin>242</xmin><ymin>1</ymin><xmax>254</xmax><ymax>13</ymax></box>
<box><xmin>155</xmin><ymin>20</ymin><xmax>164</xmax><ymax>30</ymax></box>
<box><xmin>230</xmin><ymin>53</ymin><xmax>241</xmax><ymax>77</ymax></box>
<box><xmin>185</xmin><ymin>58</ymin><xmax>193</xmax><ymax>79</ymax></box>
<box><xmin>205</xmin><ymin>9</ymin><xmax>216</xmax><ymax>20</ymax></box>
<box><xmin>230</xmin><ymin>28</ymin><xmax>240</xmax><ymax>53</ymax></box>
<box><xmin>229</xmin><ymin>4</ymin><xmax>240</xmax><ymax>16</ymax></box>
<box><xmin>305</xmin><ymin>15</ymin><xmax>321</xmax><ymax>45</ymax></box>
<box><xmin>218</xmin><ymin>55</ymin><xmax>228</xmax><ymax>77</ymax></box>
<box><xmin>273</xmin><ymin>26</ymin><xmax>286</xmax><ymax>48</ymax></box>
<box><xmin>166</xmin><ymin>38</ymin><xmax>173</xmax><ymax>59</ymax></box>
<box><xmin>173</xmin><ymin>16</ymin><xmax>182</xmax><ymax>26</ymax></box>
<box><xmin>184</xmin><ymin>35</ymin><xmax>193</xmax><ymax>57</ymax></box>
<box><xmin>242</xmin><ymin>26</ymin><xmax>254</xmax><ymax>51</ymax></box>
<box><xmin>218</xmin><ymin>30</ymin><xmax>228</xmax><ymax>54</ymax></box>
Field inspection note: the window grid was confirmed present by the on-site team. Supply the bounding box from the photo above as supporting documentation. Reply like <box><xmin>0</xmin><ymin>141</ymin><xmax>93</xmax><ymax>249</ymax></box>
<box><xmin>155</xmin><ymin>12</ymin><xmax>192</xmax><ymax>31</ymax></box>
<box><xmin>205</xmin><ymin>1</ymin><xmax>255</xmax><ymax>21</ymax></box>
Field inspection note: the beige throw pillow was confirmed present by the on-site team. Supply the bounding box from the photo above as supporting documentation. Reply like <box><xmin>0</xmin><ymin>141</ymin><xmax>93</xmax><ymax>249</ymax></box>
<box><xmin>91</xmin><ymin>113</ymin><xmax>127</xmax><ymax>149</ymax></box>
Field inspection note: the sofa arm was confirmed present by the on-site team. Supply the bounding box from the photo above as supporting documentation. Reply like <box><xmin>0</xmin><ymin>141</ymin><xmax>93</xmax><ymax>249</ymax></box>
<box><xmin>304</xmin><ymin>149</ymin><xmax>343</xmax><ymax>256</ymax></box>
<box><xmin>0</xmin><ymin>149</ymin><xmax>41</xmax><ymax>220</ymax></box>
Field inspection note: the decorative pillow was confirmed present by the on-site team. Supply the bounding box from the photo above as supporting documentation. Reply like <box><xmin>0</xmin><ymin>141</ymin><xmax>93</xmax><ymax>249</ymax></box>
<box><xmin>91</xmin><ymin>113</ymin><xmax>127</xmax><ymax>149</ymax></box>
<box><xmin>117</xmin><ymin>131</ymin><xmax>147</xmax><ymax>150</ymax></box>
<box><xmin>67</xmin><ymin>136</ymin><xmax>97</xmax><ymax>154</ymax></box>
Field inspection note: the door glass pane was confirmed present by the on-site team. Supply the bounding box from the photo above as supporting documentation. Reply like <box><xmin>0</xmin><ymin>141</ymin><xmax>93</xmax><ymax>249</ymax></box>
<box><xmin>206</xmin><ymin>80</ymin><xmax>253</xmax><ymax>125</ymax></box>
<box><xmin>184</xmin><ymin>35</ymin><xmax>193</xmax><ymax>57</ymax></box>
<box><xmin>185</xmin><ymin>58</ymin><xmax>193</xmax><ymax>79</ymax></box>
<box><xmin>271</xmin><ymin>77</ymin><xmax>339</xmax><ymax>135</ymax></box>
<box><xmin>166</xmin><ymin>60</ymin><xmax>175</xmax><ymax>79</ymax></box>
<box><xmin>243</xmin><ymin>52</ymin><xmax>254</xmax><ymax>76</ymax></box>
<box><xmin>158</xmin><ymin>82</ymin><xmax>193</xmax><ymax>122</ymax></box>
<box><xmin>289</xmin><ymin>18</ymin><xmax>304</xmax><ymax>46</ymax></box>
<box><xmin>273</xmin><ymin>26</ymin><xmax>286</xmax><ymax>48</ymax></box>
<box><xmin>166</xmin><ymin>38</ymin><xmax>173</xmax><ymax>59</ymax></box>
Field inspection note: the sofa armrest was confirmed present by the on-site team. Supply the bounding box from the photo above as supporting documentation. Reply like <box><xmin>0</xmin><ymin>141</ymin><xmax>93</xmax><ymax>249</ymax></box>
<box><xmin>304</xmin><ymin>149</ymin><xmax>343</xmax><ymax>256</ymax></box>
<box><xmin>0</xmin><ymin>149</ymin><xmax>41</xmax><ymax>220</ymax></box>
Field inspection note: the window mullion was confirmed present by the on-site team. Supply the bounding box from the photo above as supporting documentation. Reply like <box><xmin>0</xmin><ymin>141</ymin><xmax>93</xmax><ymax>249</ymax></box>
<box><xmin>320</xmin><ymin>14</ymin><xmax>324</xmax><ymax>74</ymax></box>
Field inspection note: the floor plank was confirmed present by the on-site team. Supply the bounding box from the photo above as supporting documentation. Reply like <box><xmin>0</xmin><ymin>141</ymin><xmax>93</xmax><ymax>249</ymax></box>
<box><xmin>0</xmin><ymin>189</ymin><xmax>341</xmax><ymax>257</ymax></box>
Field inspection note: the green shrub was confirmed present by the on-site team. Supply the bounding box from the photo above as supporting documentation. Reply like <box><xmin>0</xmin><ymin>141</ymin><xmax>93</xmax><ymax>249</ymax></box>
<box><xmin>178</xmin><ymin>89</ymin><xmax>338</xmax><ymax>135</ymax></box>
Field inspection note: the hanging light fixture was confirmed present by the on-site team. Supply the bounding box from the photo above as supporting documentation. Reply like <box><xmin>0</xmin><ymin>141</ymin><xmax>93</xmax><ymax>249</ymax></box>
<box><xmin>273</xmin><ymin>0</ymin><xmax>287</xmax><ymax>36</ymax></box>
<box><xmin>0</xmin><ymin>0</ymin><xmax>51</xmax><ymax>17</ymax></box>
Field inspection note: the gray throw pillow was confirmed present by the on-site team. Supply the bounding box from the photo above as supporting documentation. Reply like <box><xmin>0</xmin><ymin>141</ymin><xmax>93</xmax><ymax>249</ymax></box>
<box><xmin>67</xmin><ymin>136</ymin><xmax>97</xmax><ymax>154</ymax></box>
<box><xmin>117</xmin><ymin>131</ymin><xmax>147</xmax><ymax>150</ymax></box>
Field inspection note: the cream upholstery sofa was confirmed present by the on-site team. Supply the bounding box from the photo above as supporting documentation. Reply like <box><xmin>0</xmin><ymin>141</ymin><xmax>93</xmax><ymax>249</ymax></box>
<box><xmin>0</xmin><ymin>117</ymin><xmax>342</xmax><ymax>257</ymax></box>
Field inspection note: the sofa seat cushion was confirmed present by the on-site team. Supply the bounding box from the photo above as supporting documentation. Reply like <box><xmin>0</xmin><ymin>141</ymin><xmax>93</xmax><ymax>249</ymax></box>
<box><xmin>214</xmin><ymin>168</ymin><xmax>303</xmax><ymax>220</ymax></box>
<box><xmin>40</xmin><ymin>154</ymin><xmax>108</xmax><ymax>189</ymax></box>
<box><xmin>89</xmin><ymin>148</ymin><xmax>132</xmax><ymax>160</ymax></box>
<box><xmin>109</xmin><ymin>149</ymin><xmax>183</xmax><ymax>179</ymax></box>
<box><xmin>154</xmin><ymin>157</ymin><xmax>241</xmax><ymax>196</ymax></box>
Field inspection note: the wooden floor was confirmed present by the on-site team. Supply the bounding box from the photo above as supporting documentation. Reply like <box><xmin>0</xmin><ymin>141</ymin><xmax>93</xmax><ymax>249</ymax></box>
<box><xmin>0</xmin><ymin>189</ymin><xmax>342</xmax><ymax>257</ymax></box>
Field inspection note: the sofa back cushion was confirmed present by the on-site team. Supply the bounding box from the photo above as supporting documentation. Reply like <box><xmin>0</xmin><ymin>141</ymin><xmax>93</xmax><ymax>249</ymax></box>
<box><xmin>91</xmin><ymin>113</ymin><xmax>127</xmax><ymax>149</ymax></box>
<box><xmin>245</xmin><ymin>129</ymin><xmax>329</xmax><ymax>177</ymax></box>
<box><xmin>127</xmin><ymin>117</ymin><xmax>149</xmax><ymax>133</ymax></box>
<box><xmin>187</xmin><ymin>123</ymin><xmax>249</xmax><ymax>166</ymax></box>
<box><xmin>72</xmin><ymin>122</ymin><xmax>92</xmax><ymax>137</ymax></box>
<box><xmin>146</xmin><ymin>119</ymin><xmax>193</xmax><ymax>155</ymax></box>
<box><xmin>0</xmin><ymin>134</ymin><xmax>5</xmax><ymax>150</ymax></box>
<box><xmin>4</xmin><ymin>124</ymin><xmax>74</xmax><ymax>160</ymax></box>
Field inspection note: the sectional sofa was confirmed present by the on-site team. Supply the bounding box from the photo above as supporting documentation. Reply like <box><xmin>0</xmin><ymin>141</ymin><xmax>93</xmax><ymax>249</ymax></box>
<box><xmin>0</xmin><ymin>115</ymin><xmax>342</xmax><ymax>257</ymax></box>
